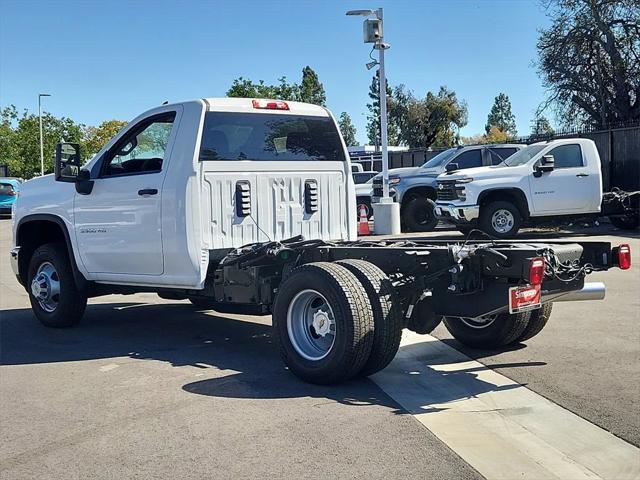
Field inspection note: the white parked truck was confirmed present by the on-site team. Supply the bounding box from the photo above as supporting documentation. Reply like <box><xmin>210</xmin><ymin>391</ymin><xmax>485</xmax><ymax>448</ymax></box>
<box><xmin>435</xmin><ymin>138</ymin><xmax>639</xmax><ymax>237</ymax></box>
<box><xmin>10</xmin><ymin>98</ymin><xmax>632</xmax><ymax>384</ymax></box>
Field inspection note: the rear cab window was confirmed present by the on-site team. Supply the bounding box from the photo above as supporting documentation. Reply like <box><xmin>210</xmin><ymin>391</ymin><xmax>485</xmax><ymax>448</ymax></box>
<box><xmin>199</xmin><ymin>112</ymin><xmax>346</xmax><ymax>162</ymax></box>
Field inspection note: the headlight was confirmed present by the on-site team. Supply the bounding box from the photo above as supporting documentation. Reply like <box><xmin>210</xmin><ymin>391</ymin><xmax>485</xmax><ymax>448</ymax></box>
<box><xmin>389</xmin><ymin>177</ymin><xmax>401</xmax><ymax>185</ymax></box>
<box><xmin>455</xmin><ymin>177</ymin><xmax>473</xmax><ymax>184</ymax></box>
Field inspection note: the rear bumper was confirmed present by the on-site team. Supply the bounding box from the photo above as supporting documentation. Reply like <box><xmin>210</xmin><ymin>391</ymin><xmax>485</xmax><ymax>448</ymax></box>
<box><xmin>435</xmin><ymin>203</ymin><xmax>480</xmax><ymax>223</ymax></box>
<box><xmin>544</xmin><ymin>282</ymin><xmax>606</xmax><ymax>303</ymax></box>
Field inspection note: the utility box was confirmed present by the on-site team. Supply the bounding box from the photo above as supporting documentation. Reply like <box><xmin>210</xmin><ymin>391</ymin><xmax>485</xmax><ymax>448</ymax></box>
<box><xmin>363</xmin><ymin>18</ymin><xmax>382</xmax><ymax>43</ymax></box>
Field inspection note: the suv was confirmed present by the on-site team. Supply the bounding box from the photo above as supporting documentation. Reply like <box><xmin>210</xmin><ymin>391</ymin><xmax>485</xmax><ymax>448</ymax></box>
<box><xmin>372</xmin><ymin>144</ymin><xmax>523</xmax><ymax>231</ymax></box>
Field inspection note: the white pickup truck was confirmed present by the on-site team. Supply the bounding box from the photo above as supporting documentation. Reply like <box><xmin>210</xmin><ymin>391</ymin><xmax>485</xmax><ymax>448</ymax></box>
<box><xmin>435</xmin><ymin>139</ymin><xmax>605</xmax><ymax>237</ymax></box>
<box><xmin>10</xmin><ymin>98</ymin><xmax>632</xmax><ymax>384</ymax></box>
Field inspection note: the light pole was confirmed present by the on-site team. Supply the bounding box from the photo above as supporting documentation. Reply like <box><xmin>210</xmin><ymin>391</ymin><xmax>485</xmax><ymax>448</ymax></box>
<box><xmin>346</xmin><ymin>8</ymin><xmax>400</xmax><ymax>234</ymax></box>
<box><xmin>38</xmin><ymin>93</ymin><xmax>51</xmax><ymax>176</ymax></box>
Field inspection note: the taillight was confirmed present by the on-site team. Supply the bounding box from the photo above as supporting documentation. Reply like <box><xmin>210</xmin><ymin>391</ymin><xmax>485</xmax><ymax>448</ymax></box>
<box><xmin>617</xmin><ymin>244</ymin><xmax>631</xmax><ymax>270</ymax></box>
<box><xmin>529</xmin><ymin>257</ymin><xmax>545</xmax><ymax>285</ymax></box>
<box><xmin>252</xmin><ymin>99</ymin><xmax>289</xmax><ymax>110</ymax></box>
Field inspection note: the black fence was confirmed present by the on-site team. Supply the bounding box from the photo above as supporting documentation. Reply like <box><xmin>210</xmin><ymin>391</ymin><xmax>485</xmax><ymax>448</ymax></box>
<box><xmin>351</xmin><ymin>122</ymin><xmax>640</xmax><ymax>192</ymax></box>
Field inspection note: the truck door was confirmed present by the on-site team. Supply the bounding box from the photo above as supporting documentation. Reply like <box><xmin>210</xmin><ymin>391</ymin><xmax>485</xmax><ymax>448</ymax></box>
<box><xmin>529</xmin><ymin>143</ymin><xmax>598</xmax><ymax>214</ymax></box>
<box><xmin>74</xmin><ymin>110</ymin><xmax>178</xmax><ymax>275</ymax></box>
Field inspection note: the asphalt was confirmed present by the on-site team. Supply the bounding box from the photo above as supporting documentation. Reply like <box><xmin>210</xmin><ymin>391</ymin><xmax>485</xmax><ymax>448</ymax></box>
<box><xmin>1</xmin><ymin>217</ymin><xmax>639</xmax><ymax>479</ymax></box>
<box><xmin>387</xmin><ymin>224</ymin><xmax>640</xmax><ymax>447</ymax></box>
<box><xmin>0</xmin><ymin>218</ymin><xmax>479</xmax><ymax>480</ymax></box>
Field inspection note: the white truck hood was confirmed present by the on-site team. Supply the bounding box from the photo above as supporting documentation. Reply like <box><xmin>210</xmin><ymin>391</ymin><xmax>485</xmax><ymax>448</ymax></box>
<box><xmin>438</xmin><ymin>164</ymin><xmax>514</xmax><ymax>181</ymax></box>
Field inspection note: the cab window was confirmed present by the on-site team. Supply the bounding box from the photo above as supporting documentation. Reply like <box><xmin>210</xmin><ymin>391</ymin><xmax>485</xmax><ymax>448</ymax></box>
<box><xmin>453</xmin><ymin>149</ymin><xmax>482</xmax><ymax>169</ymax></box>
<box><xmin>102</xmin><ymin>113</ymin><xmax>176</xmax><ymax>177</ymax></box>
<box><xmin>547</xmin><ymin>144</ymin><xmax>583</xmax><ymax>168</ymax></box>
<box><xmin>489</xmin><ymin>147</ymin><xmax>518</xmax><ymax>165</ymax></box>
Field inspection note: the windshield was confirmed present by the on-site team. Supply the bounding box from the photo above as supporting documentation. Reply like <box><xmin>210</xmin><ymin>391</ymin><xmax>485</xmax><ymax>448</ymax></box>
<box><xmin>502</xmin><ymin>144</ymin><xmax>547</xmax><ymax>167</ymax></box>
<box><xmin>422</xmin><ymin>148</ymin><xmax>457</xmax><ymax>168</ymax></box>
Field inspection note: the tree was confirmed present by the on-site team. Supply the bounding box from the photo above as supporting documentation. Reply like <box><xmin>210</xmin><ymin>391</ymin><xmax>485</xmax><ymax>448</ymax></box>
<box><xmin>483</xmin><ymin>126</ymin><xmax>511</xmax><ymax>145</ymax></box>
<box><xmin>531</xmin><ymin>115</ymin><xmax>554</xmax><ymax>136</ymax></box>
<box><xmin>485</xmin><ymin>93</ymin><xmax>517</xmax><ymax>136</ymax></box>
<box><xmin>298</xmin><ymin>66</ymin><xmax>326</xmax><ymax>106</ymax></box>
<box><xmin>227</xmin><ymin>76</ymin><xmax>299</xmax><ymax>101</ymax></box>
<box><xmin>1</xmin><ymin>106</ymin><xmax>84</xmax><ymax>179</ymax></box>
<box><xmin>389</xmin><ymin>85</ymin><xmax>468</xmax><ymax>149</ymax></box>
<box><xmin>338</xmin><ymin>112</ymin><xmax>357</xmax><ymax>146</ymax></box>
<box><xmin>226</xmin><ymin>67</ymin><xmax>327</xmax><ymax>105</ymax></box>
<box><xmin>537</xmin><ymin>0</ymin><xmax>640</xmax><ymax>127</ymax></box>
<box><xmin>82</xmin><ymin>119</ymin><xmax>128</xmax><ymax>157</ymax></box>
<box><xmin>366</xmin><ymin>72</ymin><xmax>399</xmax><ymax>147</ymax></box>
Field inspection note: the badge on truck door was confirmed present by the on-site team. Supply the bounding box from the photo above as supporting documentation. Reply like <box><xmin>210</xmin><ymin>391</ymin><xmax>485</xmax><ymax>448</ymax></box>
<box><xmin>509</xmin><ymin>284</ymin><xmax>541</xmax><ymax>314</ymax></box>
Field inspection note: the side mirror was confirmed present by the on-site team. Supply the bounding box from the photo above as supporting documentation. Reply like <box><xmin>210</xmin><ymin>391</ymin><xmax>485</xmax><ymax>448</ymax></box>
<box><xmin>445</xmin><ymin>162</ymin><xmax>459</xmax><ymax>172</ymax></box>
<box><xmin>535</xmin><ymin>154</ymin><xmax>555</xmax><ymax>175</ymax></box>
<box><xmin>55</xmin><ymin>143</ymin><xmax>81</xmax><ymax>182</ymax></box>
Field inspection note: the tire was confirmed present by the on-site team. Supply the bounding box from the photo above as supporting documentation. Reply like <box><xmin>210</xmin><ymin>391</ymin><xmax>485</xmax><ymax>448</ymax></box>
<box><xmin>337</xmin><ymin>260</ymin><xmax>403</xmax><ymax>376</ymax></box>
<box><xmin>443</xmin><ymin>311</ymin><xmax>531</xmax><ymax>349</ymax></box>
<box><xmin>272</xmin><ymin>262</ymin><xmax>374</xmax><ymax>384</ymax></box>
<box><xmin>27</xmin><ymin>243</ymin><xmax>87</xmax><ymax>328</ymax></box>
<box><xmin>517</xmin><ymin>303</ymin><xmax>553</xmax><ymax>342</ymax></box>
<box><xmin>402</xmin><ymin>197</ymin><xmax>438</xmax><ymax>232</ymax></box>
<box><xmin>479</xmin><ymin>200</ymin><xmax>522</xmax><ymax>238</ymax></box>
<box><xmin>609</xmin><ymin>214</ymin><xmax>639</xmax><ymax>230</ymax></box>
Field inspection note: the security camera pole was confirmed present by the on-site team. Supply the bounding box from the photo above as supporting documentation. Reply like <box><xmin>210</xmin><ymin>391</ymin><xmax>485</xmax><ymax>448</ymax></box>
<box><xmin>38</xmin><ymin>93</ymin><xmax>51</xmax><ymax>176</ymax></box>
<box><xmin>346</xmin><ymin>8</ymin><xmax>400</xmax><ymax>234</ymax></box>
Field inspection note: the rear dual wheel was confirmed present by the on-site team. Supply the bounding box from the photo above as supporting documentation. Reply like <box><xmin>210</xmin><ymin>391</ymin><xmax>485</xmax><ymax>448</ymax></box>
<box><xmin>272</xmin><ymin>261</ymin><xmax>403</xmax><ymax>384</ymax></box>
<box><xmin>443</xmin><ymin>303</ymin><xmax>553</xmax><ymax>349</ymax></box>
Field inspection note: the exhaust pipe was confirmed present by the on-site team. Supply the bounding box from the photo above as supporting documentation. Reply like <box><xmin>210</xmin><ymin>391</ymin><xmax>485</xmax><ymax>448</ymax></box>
<box><xmin>553</xmin><ymin>282</ymin><xmax>606</xmax><ymax>302</ymax></box>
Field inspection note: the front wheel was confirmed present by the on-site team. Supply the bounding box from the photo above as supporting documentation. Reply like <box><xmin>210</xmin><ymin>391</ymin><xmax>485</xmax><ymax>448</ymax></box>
<box><xmin>272</xmin><ymin>262</ymin><xmax>374</xmax><ymax>384</ymax></box>
<box><xmin>443</xmin><ymin>311</ymin><xmax>531</xmax><ymax>349</ymax></box>
<box><xmin>402</xmin><ymin>197</ymin><xmax>438</xmax><ymax>232</ymax></box>
<box><xmin>27</xmin><ymin>243</ymin><xmax>87</xmax><ymax>328</ymax></box>
<box><xmin>479</xmin><ymin>200</ymin><xmax>522</xmax><ymax>238</ymax></box>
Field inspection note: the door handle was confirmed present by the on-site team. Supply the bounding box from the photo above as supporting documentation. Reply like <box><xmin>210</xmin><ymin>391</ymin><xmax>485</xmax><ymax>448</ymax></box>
<box><xmin>576</xmin><ymin>173</ymin><xmax>589</xmax><ymax>177</ymax></box>
<box><xmin>138</xmin><ymin>188</ymin><xmax>158</xmax><ymax>196</ymax></box>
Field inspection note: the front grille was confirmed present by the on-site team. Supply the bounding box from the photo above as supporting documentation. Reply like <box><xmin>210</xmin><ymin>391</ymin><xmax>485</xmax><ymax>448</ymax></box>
<box><xmin>436</xmin><ymin>180</ymin><xmax>458</xmax><ymax>201</ymax></box>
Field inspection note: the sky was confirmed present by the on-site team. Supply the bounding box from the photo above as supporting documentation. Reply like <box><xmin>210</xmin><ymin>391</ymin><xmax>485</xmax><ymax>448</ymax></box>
<box><xmin>0</xmin><ymin>0</ymin><xmax>551</xmax><ymax>145</ymax></box>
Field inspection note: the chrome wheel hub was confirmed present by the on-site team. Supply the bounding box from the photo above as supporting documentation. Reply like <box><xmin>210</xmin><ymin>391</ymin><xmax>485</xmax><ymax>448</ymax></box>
<box><xmin>30</xmin><ymin>262</ymin><xmax>60</xmax><ymax>313</ymax></box>
<box><xmin>491</xmin><ymin>209</ymin><xmax>515</xmax><ymax>234</ymax></box>
<box><xmin>287</xmin><ymin>289</ymin><xmax>336</xmax><ymax>361</ymax></box>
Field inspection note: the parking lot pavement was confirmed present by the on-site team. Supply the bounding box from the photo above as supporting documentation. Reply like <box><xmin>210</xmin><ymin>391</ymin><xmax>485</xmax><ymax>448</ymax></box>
<box><xmin>1</xmin><ymin>217</ymin><xmax>639</xmax><ymax>479</ymax></box>
<box><xmin>383</xmin><ymin>224</ymin><xmax>640</xmax><ymax>447</ymax></box>
<box><xmin>0</xmin><ymin>217</ymin><xmax>480</xmax><ymax>480</ymax></box>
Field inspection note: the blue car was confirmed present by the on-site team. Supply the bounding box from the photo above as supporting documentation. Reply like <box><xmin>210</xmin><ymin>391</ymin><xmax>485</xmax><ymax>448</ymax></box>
<box><xmin>0</xmin><ymin>178</ymin><xmax>21</xmax><ymax>215</ymax></box>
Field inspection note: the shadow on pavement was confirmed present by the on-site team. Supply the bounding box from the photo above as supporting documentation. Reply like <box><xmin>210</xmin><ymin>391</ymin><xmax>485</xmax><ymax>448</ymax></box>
<box><xmin>1</xmin><ymin>301</ymin><xmax>548</xmax><ymax>414</ymax></box>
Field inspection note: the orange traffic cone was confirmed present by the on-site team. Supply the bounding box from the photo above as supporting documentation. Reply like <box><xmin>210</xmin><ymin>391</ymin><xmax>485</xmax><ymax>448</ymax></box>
<box><xmin>358</xmin><ymin>204</ymin><xmax>371</xmax><ymax>236</ymax></box>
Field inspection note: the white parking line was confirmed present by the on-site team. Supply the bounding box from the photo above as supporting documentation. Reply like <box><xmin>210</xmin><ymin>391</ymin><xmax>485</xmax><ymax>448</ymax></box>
<box><xmin>372</xmin><ymin>332</ymin><xmax>640</xmax><ymax>480</ymax></box>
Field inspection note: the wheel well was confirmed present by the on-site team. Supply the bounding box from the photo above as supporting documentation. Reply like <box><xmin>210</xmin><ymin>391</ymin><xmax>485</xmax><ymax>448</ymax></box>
<box><xmin>16</xmin><ymin>217</ymin><xmax>87</xmax><ymax>290</ymax></box>
<box><xmin>478</xmin><ymin>189</ymin><xmax>530</xmax><ymax>219</ymax></box>
<box><xmin>402</xmin><ymin>186</ymin><xmax>436</xmax><ymax>205</ymax></box>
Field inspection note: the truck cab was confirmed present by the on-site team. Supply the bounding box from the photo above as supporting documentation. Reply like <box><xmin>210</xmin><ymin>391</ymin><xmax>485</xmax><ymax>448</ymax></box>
<box><xmin>12</xmin><ymin>98</ymin><xmax>356</xmax><ymax>290</ymax></box>
<box><xmin>435</xmin><ymin>139</ymin><xmax>603</xmax><ymax>237</ymax></box>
